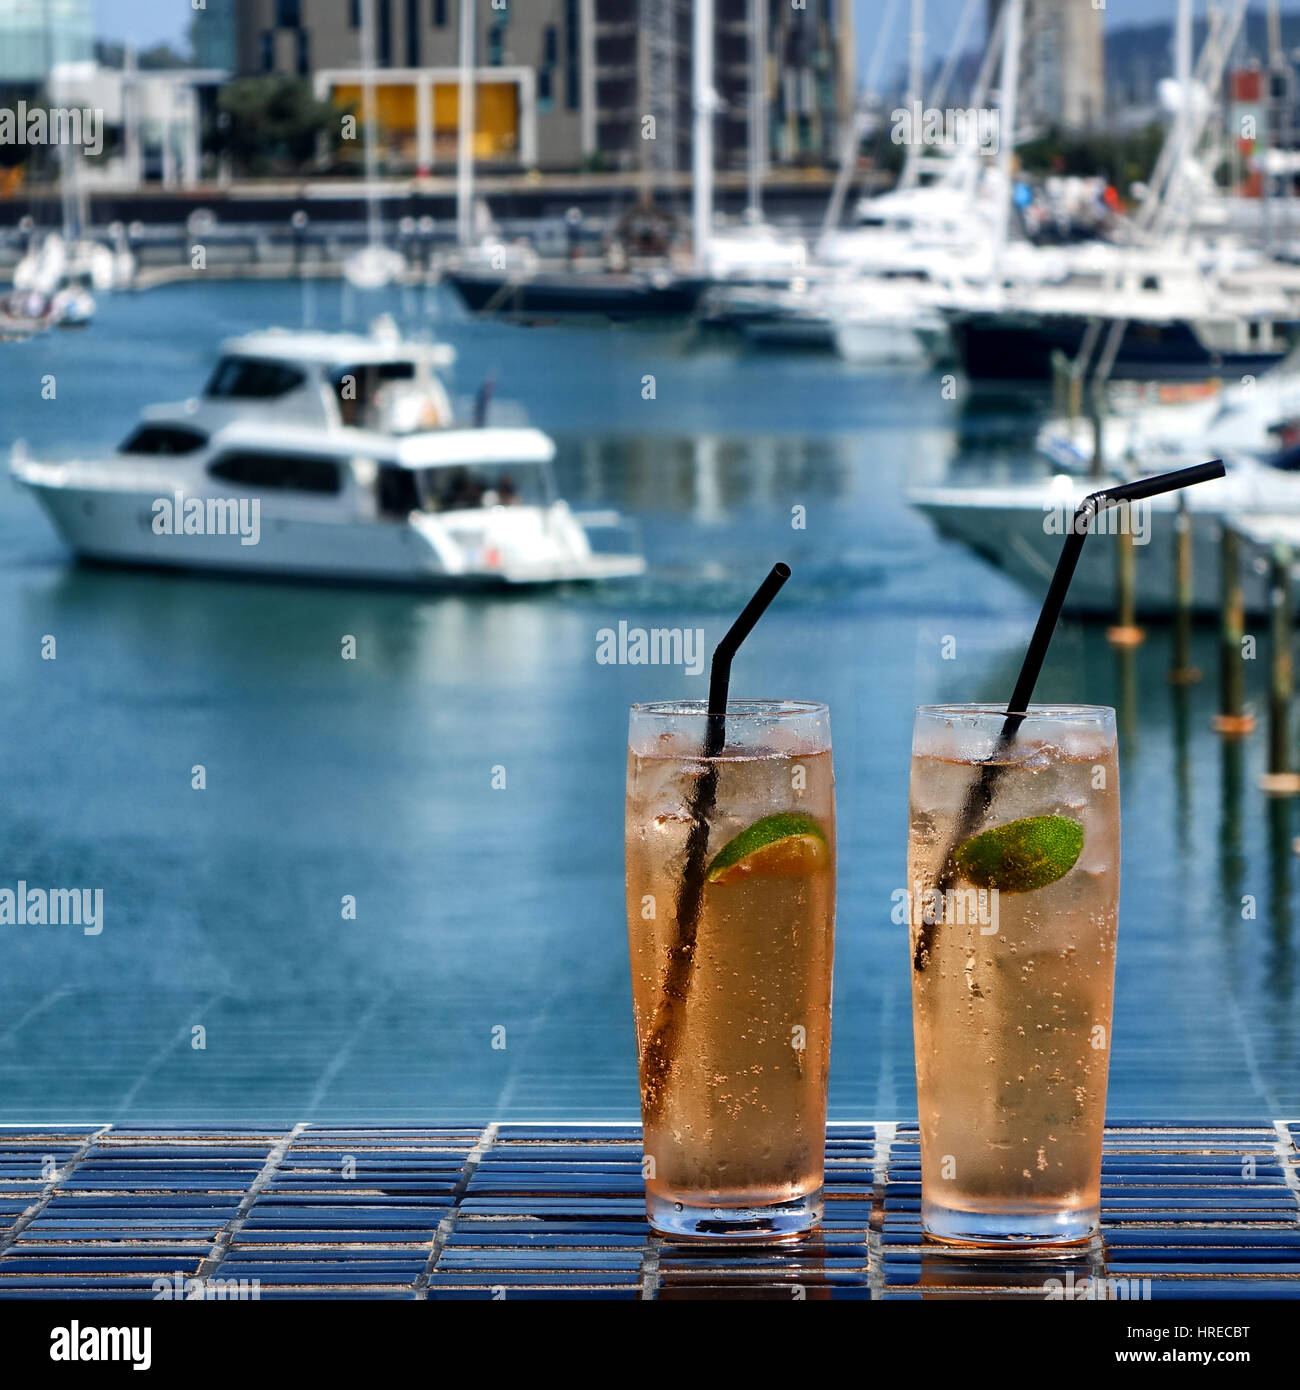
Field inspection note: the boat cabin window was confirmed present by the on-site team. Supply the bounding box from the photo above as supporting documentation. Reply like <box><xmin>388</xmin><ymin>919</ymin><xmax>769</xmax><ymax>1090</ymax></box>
<box><xmin>376</xmin><ymin>463</ymin><xmax>542</xmax><ymax>518</ymax></box>
<box><xmin>1141</xmin><ymin>275</ymin><xmax>1160</xmax><ymax>291</ymax></box>
<box><xmin>207</xmin><ymin>450</ymin><xmax>343</xmax><ymax>494</ymax></box>
<box><xmin>120</xmin><ymin>424</ymin><xmax>208</xmax><ymax>455</ymax></box>
<box><xmin>333</xmin><ymin>361</ymin><xmax>416</xmax><ymax>426</ymax></box>
<box><xmin>204</xmin><ymin>356</ymin><xmax>307</xmax><ymax>400</ymax></box>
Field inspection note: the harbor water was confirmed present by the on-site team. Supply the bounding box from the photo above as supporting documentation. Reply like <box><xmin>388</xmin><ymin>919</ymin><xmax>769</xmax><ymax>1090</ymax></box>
<box><xmin>0</xmin><ymin>279</ymin><xmax>1295</xmax><ymax>1123</ymax></box>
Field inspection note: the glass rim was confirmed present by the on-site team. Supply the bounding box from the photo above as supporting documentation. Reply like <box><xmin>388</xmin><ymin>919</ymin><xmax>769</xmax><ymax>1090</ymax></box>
<box><xmin>630</xmin><ymin>699</ymin><xmax>828</xmax><ymax>719</ymax></box>
<box><xmin>915</xmin><ymin>702</ymin><xmax>1115</xmax><ymax>724</ymax></box>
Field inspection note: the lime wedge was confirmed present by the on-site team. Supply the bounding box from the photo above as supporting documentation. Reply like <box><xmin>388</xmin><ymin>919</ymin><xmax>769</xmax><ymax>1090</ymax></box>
<box><xmin>953</xmin><ymin>814</ymin><xmax>1084</xmax><ymax>893</ymax></box>
<box><xmin>706</xmin><ymin>812</ymin><xmax>829</xmax><ymax>885</ymax></box>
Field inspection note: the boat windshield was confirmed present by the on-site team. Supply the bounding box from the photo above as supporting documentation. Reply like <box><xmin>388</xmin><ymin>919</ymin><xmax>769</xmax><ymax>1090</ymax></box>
<box><xmin>119</xmin><ymin>424</ymin><xmax>208</xmax><ymax>455</ymax></box>
<box><xmin>205</xmin><ymin>356</ymin><xmax>307</xmax><ymax>400</ymax></box>
<box><xmin>377</xmin><ymin>463</ymin><xmax>548</xmax><ymax>518</ymax></box>
<box><xmin>332</xmin><ymin>362</ymin><xmax>416</xmax><ymax>426</ymax></box>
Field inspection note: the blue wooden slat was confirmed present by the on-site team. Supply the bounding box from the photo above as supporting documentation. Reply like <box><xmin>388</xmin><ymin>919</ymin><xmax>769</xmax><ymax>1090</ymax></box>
<box><xmin>0</xmin><ymin>1121</ymin><xmax>1296</xmax><ymax>1298</ymax></box>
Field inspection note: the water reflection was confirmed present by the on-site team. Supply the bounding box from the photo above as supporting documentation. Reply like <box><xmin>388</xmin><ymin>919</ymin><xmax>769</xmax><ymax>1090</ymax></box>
<box><xmin>914</xmin><ymin>1237</ymin><xmax>1109</xmax><ymax>1301</ymax></box>
<box><xmin>656</xmin><ymin>1233</ymin><xmax>840</xmax><ymax>1301</ymax></box>
<box><xmin>1170</xmin><ymin>682</ymin><xmax>1194</xmax><ymax>857</ymax></box>
<box><xmin>1266</xmin><ymin>796</ymin><xmax>1296</xmax><ymax>1002</ymax></box>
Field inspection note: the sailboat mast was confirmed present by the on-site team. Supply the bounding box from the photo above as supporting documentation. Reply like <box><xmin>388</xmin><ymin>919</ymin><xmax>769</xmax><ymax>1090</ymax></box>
<box><xmin>747</xmin><ymin>0</ymin><xmax>767</xmax><ymax>220</ymax></box>
<box><xmin>359</xmin><ymin>0</ymin><xmax>381</xmax><ymax>251</ymax></box>
<box><xmin>907</xmin><ymin>0</ymin><xmax>925</xmax><ymax>111</ymax></box>
<box><xmin>693</xmin><ymin>0</ymin><xmax>715</xmax><ymax>270</ymax></box>
<box><xmin>1267</xmin><ymin>0</ymin><xmax>1292</xmax><ymax>241</ymax></box>
<box><xmin>457</xmin><ymin>0</ymin><xmax>477</xmax><ymax>248</ymax></box>
<box><xmin>1176</xmin><ymin>0</ymin><xmax>1193</xmax><ymax>100</ymax></box>
<box><xmin>991</xmin><ymin>0</ymin><xmax>1023</xmax><ymax>277</ymax></box>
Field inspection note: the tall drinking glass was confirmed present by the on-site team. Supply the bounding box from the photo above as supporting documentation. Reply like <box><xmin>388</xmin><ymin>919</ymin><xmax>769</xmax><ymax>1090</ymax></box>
<box><xmin>626</xmin><ymin>700</ymin><xmax>836</xmax><ymax>1241</ymax></box>
<box><xmin>908</xmin><ymin>704</ymin><xmax>1119</xmax><ymax>1247</ymax></box>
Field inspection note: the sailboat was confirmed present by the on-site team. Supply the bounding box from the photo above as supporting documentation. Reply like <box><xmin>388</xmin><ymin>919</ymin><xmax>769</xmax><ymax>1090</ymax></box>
<box><xmin>342</xmin><ymin>0</ymin><xmax>405</xmax><ymax>290</ymax></box>
<box><xmin>937</xmin><ymin>0</ymin><xmax>1300</xmax><ymax>382</ymax></box>
<box><xmin>444</xmin><ymin>0</ymin><xmax>721</xmax><ymax>321</ymax></box>
<box><xmin>698</xmin><ymin>0</ymin><xmax>807</xmax><ymax>282</ymax></box>
<box><xmin>702</xmin><ymin>0</ymin><xmax>1006</xmax><ymax>353</ymax></box>
<box><xmin>12</xmin><ymin>145</ymin><xmax>132</xmax><ymax>327</ymax></box>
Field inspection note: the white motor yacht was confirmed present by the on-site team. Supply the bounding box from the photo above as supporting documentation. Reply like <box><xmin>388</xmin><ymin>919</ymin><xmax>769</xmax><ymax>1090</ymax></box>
<box><xmin>941</xmin><ymin>244</ymin><xmax>1299</xmax><ymax>382</ymax></box>
<box><xmin>908</xmin><ymin>453</ymin><xmax>1300</xmax><ymax>615</ymax></box>
<box><xmin>11</xmin><ymin>323</ymin><xmax>645</xmax><ymax>587</ymax></box>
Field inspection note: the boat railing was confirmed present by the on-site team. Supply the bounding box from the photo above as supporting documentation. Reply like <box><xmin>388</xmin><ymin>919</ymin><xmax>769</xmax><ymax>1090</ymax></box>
<box><xmin>451</xmin><ymin>396</ymin><xmax>531</xmax><ymax>429</ymax></box>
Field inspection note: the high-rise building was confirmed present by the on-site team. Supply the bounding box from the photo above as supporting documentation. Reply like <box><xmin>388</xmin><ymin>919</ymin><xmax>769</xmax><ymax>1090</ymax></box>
<box><xmin>0</xmin><ymin>0</ymin><xmax>94</xmax><ymax>84</ymax></box>
<box><xmin>228</xmin><ymin>0</ymin><xmax>850</xmax><ymax>173</ymax></box>
<box><xmin>192</xmin><ymin>0</ymin><xmax>240</xmax><ymax>72</ymax></box>
<box><xmin>591</xmin><ymin>0</ymin><xmax>848</xmax><ymax>175</ymax></box>
<box><xmin>989</xmin><ymin>0</ymin><xmax>1105</xmax><ymax>131</ymax></box>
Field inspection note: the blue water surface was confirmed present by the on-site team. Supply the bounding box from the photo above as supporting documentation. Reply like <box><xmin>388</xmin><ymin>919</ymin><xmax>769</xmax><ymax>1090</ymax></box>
<box><xmin>0</xmin><ymin>279</ymin><xmax>1294</xmax><ymax>1123</ymax></box>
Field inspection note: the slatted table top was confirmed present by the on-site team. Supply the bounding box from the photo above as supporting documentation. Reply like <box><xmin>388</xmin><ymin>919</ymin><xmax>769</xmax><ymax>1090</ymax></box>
<box><xmin>0</xmin><ymin>1122</ymin><xmax>1297</xmax><ymax>1299</ymax></box>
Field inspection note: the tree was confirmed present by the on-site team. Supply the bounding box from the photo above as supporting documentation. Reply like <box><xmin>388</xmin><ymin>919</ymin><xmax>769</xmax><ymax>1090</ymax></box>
<box><xmin>1015</xmin><ymin>123</ymin><xmax>1167</xmax><ymax>195</ymax></box>
<box><xmin>211</xmin><ymin>77</ymin><xmax>345</xmax><ymax>176</ymax></box>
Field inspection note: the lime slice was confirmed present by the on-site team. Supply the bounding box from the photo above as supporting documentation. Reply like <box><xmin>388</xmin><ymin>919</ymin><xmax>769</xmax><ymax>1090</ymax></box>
<box><xmin>953</xmin><ymin>814</ymin><xmax>1083</xmax><ymax>893</ymax></box>
<box><xmin>706</xmin><ymin>812</ymin><xmax>829</xmax><ymax>885</ymax></box>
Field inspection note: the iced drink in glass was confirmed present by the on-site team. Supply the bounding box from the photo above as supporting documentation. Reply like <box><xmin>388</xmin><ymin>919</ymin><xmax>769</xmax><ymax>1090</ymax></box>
<box><xmin>626</xmin><ymin>699</ymin><xmax>835</xmax><ymax>1240</ymax></box>
<box><xmin>908</xmin><ymin>704</ymin><xmax>1119</xmax><ymax>1246</ymax></box>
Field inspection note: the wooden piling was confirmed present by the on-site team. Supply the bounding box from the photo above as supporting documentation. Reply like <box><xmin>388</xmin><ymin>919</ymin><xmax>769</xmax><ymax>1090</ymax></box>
<box><xmin>1088</xmin><ymin>379</ymin><xmax>1106</xmax><ymax>481</ymax></box>
<box><xmin>1212</xmin><ymin>523</ymin><xmax>1256</xmax><ymax>736</ymax></box>
<box><xmin>1168</xmin><ymin>495</ymin><xmax>1201</xmax><ymax>683</ymax></box>
<box><xmin>1106</xmin><ymin>502</ymin><xmax>1146</xmax><ymax>647</ymax></box>
<box><xmin>1260</xmin><ymin>542</ymin><xmax>1300</xmax><ymax>793</ymax></box>
<box><xmin>1051</xmin><ymin>349</ymin><xmax>1069</xmax><ymax>418</ymax></box>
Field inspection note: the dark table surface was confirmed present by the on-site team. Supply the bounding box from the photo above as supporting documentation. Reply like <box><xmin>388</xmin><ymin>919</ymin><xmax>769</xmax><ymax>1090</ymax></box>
<box><xmin>1</xmin><ymin>1121</ymin><xmax>1298</xmax><ymax>1299</ymax></box>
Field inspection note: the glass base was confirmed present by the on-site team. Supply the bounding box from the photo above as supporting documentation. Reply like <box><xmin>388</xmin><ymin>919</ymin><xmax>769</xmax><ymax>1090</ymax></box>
<box><xmin>922</xmin><ymin>1200</ymin><xmax>1098</xmax><ymax>1250</ymax></box>
<box><xmin>647</xmin><ymin>1188</ymin><xmax>823</xmax><ymax>1243</ymax></box>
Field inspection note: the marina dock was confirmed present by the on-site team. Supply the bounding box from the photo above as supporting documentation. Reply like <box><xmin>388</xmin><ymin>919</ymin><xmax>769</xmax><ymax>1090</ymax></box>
<box><xmin>2</xmin><ymin>1122</ymin><xmax>1298</xmax><ymax>1299</ymax></box>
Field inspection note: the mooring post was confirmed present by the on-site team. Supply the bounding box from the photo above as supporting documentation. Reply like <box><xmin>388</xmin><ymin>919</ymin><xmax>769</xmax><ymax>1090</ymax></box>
<box><xmin>1088</xmin><ymin>378</ymin><xmax>1106</xmax><ymax>480</ymax></box>
<box><xmin>1168</xmin><ymin>494</ymin><xmax>1200</xmax><ymax>683</ymax></box>
<box><xmin>1107</xmin><ymin>501</ymin><xmax>1145</xmax><ymax>647</ymax></box>
<box><xmin>1261</xmin><ymin>542</ymin><xmax>1300</xmax><ymax>792</ymax></box>
<box><xmin>1052</xmin><ymin>349</ymin><xmax>1069</xmax><ymax>418</ymax></box>
<box><xmin>1213</xmin><ymin>523</ymin><xmax>1256</xmax><ymax>736</ymax></box>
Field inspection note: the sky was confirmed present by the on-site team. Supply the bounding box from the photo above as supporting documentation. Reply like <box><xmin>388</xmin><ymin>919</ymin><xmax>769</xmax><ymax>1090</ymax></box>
<box><xmin>860</xmin><ymin>0</ymin><xmax>1300</xmax><ymax>88</ymax></box>
<box><xmin>88</xmin><ymin>0</ymin><xmax>1300</xmax><ymax>73</ymax></box>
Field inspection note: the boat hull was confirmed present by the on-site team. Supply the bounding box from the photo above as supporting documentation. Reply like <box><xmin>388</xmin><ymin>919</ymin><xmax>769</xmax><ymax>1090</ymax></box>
<box><xmin>446</xmin><ymin>269</ymin><xmax>709</xmax><ymax>320</ymax></box>
<box><xmin>19</xmin><ymin>480</ymin><xmax>643</xmax><ymax>587</ymax></box>
<box><xmin>949</xmin><ymin>312</ymin><xmax>1291</xmax><ymax>383</ymax></box>
<box><xmin>912</xmin><ymin>489</ymin><xmax>1276</xmax><ymax>615</ymax></box>
<box><xmin>833</xmin><ymin>322</ymin><xmax>932</xmax><ymax>365</ymax></box>
<box><xmin>740</xmin><ymin>316</ymin><xmax>835</xmax><ymax>350</ymax></box>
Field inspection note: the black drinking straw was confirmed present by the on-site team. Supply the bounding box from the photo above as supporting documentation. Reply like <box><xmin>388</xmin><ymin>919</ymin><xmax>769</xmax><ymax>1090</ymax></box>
<box><xmin>913</xmin><ymin>459</ymin><xmax>1226</xmax><ymax>972</ymax></box>
<box><xmin>639</xmin><ymin>562</ymin><xmax>792</xmax><ymax>1121</ymax></box>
